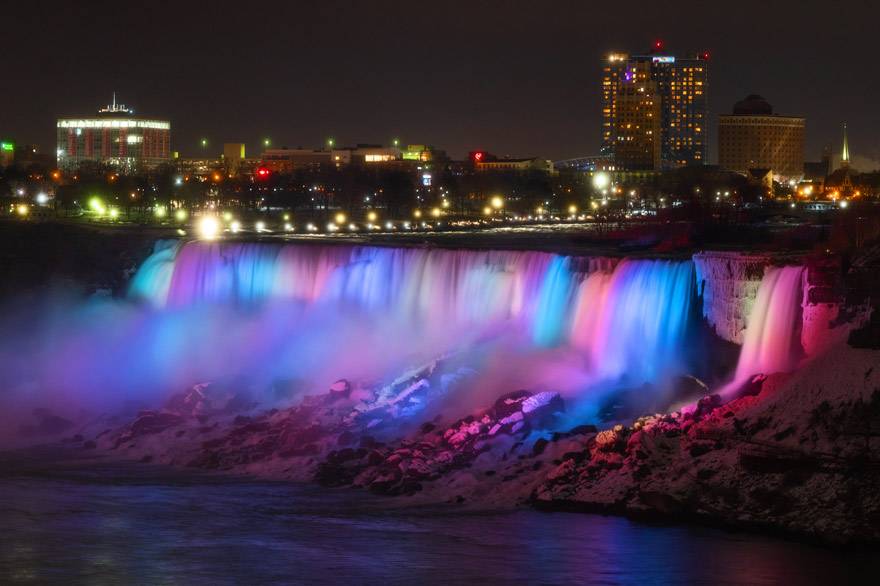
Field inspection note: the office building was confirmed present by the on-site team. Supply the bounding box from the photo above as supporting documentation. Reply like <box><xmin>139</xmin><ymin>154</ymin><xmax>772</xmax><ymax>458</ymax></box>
<box><xmin>56</xmin><ymin>95</ymin><xmax>170</xmax><ymax>173</ymax></box>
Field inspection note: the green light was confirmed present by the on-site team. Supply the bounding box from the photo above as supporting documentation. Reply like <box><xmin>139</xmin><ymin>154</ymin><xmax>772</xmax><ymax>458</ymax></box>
<box><xmin>327</xmin><ymin>138</ymin><xmax>335</xmax><ymax>148</ymax></box>
<box><xmin>0</xmin><ymin>142</ymin><xmax>13</xmax><ymax>152</ymax></box>
<box><xmin>263</xmin><ymin>138</ymin><xmax>271</xmax><ymax>147</ymax></box>
<box><xmin>392</xmin><ymin>138</ymin><xmax>400</xmax><ymax>147</ymax></box>
<box><xmin>200</xmin><ymin>138</ymin><xmax>208</xmax><ymax>147</ymax></box>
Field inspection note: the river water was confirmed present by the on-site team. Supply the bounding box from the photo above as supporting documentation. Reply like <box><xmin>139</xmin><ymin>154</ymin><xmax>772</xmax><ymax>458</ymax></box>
<box><xmin>0</xmin><ymin>451</ymin><xmax>876</xmax><ymax>585</ymax></box>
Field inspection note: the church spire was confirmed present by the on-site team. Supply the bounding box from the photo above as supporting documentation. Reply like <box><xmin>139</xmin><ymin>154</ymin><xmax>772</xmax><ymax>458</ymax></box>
<box><xmin>841</xmin><ymin>122</ymin><xmax>850</xmax><ymax>167</ymax></box>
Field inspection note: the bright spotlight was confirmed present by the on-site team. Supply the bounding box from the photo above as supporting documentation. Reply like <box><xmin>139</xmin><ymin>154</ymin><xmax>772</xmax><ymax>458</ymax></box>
<box><xmin>490</xmin><ymin>196</ymin><xmax>503</xmax><ymax>209</ymax></box>
<box><xmin>230</xmin><ymin>220</ymin><xmax>241</xmax><ymax>233</ymax></box>
<box><xmin>592</xmin><ymin>172</ymin><xmax>611</xmax><ymax>190</ymax></box>
<box><xmin>335</xmin><ymin>213</ymin><xmax>346</xmax><ymax>224</ymax></box>
<box><xmin>198</xmin><ymin>216</ymin><xmax>220</xmax><ymax>240</ymax></box>
<box><xmin>255</xmin><ymin>221</ymin><xmax>266</xmax><ymax>232</ymax></box>
<box><xmin>175</xmin><ymin>209</ymin><xmax>187</xmax><ymax>222</ymax></box>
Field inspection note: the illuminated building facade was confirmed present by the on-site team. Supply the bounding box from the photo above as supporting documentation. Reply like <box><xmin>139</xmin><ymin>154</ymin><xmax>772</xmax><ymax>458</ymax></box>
<box><xmin>602</xmin><ymin>42</ymin><xmax>709</xmax><ymax>170</ymax></box>
<box><xmin>56</xmin><ymin>96</ymin><xmax>170</xmax><ymax>173</ymax></box>
<box><xmin>261</xmin><ymin>148</ymin><xmax>331</xmax><ymax>173</ymax></box>
<box><xmin>0</xmin><ymin>140</ymin><xmax>13</xmax><ymax>167</ymax></box>
<box><xmin>718</xmin><ymin>95</ymin><xmax>804</xmax><ymax>179</ymax></box>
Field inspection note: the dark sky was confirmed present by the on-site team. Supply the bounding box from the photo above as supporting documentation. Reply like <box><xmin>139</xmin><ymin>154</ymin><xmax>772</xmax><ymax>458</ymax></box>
<box><xmin>3</xmin><ymin>0</ymin><xmax>879</xmax><ymax>167</ymax></box>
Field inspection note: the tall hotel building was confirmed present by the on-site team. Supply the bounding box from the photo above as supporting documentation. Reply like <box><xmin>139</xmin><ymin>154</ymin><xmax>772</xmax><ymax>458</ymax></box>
<box><xmin>57</xmin><ymin>95</ymin><xmax>170</xmax><ymax>172</ymax></box>
<box><xmin>601</xmin><ymin>41</ymin><xmax>709</xmax><ymax>171</ymax></box>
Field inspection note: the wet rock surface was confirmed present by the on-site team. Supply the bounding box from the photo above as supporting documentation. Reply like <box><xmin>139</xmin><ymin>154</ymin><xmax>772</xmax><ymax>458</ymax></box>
<box><xmin>83</xmin><ymin>344</ymin><xmax>880</xmax><ymax>545</ymax></box>
<box><xmin>533</xmin><ymin>345</ymin><xmax>880</xmax><ymax>545</ymax></box>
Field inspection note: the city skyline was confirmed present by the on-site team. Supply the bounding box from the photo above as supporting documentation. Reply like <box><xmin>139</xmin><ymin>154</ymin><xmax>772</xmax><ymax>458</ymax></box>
<box><xmin>2</xmin><ymin>1</ymin><xmax>879</xmax><ymax>167</ymax></box>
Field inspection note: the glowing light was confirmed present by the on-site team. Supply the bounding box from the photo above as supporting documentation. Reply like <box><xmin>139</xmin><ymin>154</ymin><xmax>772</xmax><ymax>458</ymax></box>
<box><xmin>839</xmin><ymin>200</ymin><xmax>848</xmax><ymax>209</ymax></box>
<box><xmin>349</xmin><ymin>223</ymin><xmax>358</xmax><ymax>231</ymax></box>
<box><xmin>482</xmin><ymin>206</ymin><xmax>492</xmax><ymax>216</ymax></box>
<box><xmin>592</xmin><ymin>172</ymin><xmax>611</xmax><ymax>190</ymax></box>
<box><xmin>284</xmin><ymin>222</ymin><xmax>293</xmax><ymax>231</ymax></box>
<box><xmin>431</xmin><ymin>207</ymin><xmax>441</xmax><ymax>217</ymax></box>
<box><xmin>335</xmin><ymin>213</ymin><xmax>347</xmax><ymax>224</ymax></box>
<box><xmin>255</xmin><ymin>221</ymin><xmax>266</xmax><ymax>232</ymax></box>
<box><xmin>223</xmin><ymin>211</ymin><xmax>233</xmax><ymax>222</ymax></box>
<box><xmin>490</xmin><ymin>196</ymin><xmax>504</xmax><ymax>209</ymax></box>
<box><xmin>385</xmin><ymin>221</ymin><xmax>394</xmax><ymax>230</ymax></box>
<box><xmin>536</xmin><ymin>206</ymin><xmax>545</xmax><ymax>215</ymax></box>
<box><xmin>230</xmin><ymin>220</ymin><xmax>241</xmax><ymax>233</ymax></box>
<box><xmin>35</xmin><ymin>192</ymin><xmax>49</xmax><ymax>205</ymax></box>
<box><xmin>414</xmin><ymin>209</ymin><xmax>422</xmax><ymax>218</ymax></box>
<box><xmin>175</xmin><ymin>209</ymin><xmax>187</xmax><ymax>222</ymax></box>
<box><xmin>155</xmin><ymin>207</ymin><xmax>167</xmax><ymax>218</ymax></box>
<box><xmin>441</xmin><ymin>199</ymin><xmax>450</xmax><ymax>208</ymax></box>
<box><xmin>568</xmin><ymin>205</ymin><xmax>577</xmax><ymax>214</ymax></box>
<box><xmin>367</xmin><ymin>211</ymin><xmax>378</xmax><ymax>222</ymax></box>
<box><xmin>283</xmin><ymin>213</ymin><xmax>290</xmax><ymax>221</ymax></box>
<box><xmin>198</xmin><ymin>216</ymin><xmax>220</xmax><ymax>240</ymax></box>
<box><xmin>109</xmin><ymin>208</ymin><xmax>119</xmax><ymax>219</ymax></box>
<box><xmin>16</xmin><ymin>204</ymin><xmax>29</xmax><ymax>216</ymax></box>
<box><xmin>256</xmin><ymin>167</ymin><xmax>270</xmax><ymax>179</ymax></box>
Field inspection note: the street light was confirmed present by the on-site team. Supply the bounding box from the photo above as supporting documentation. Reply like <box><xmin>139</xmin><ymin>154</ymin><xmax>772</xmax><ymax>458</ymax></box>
<box><xmin>592</xmin><ymin>172</ymin><xmax>610</xmax><ymax>190</ymax></box>
<box><xmin>490</xmin><ymin>196</ymin><xmax>504</xmax><ymax>209</ymax></box>
<box><xmin>335</xmin><ymin>212</ymin><xmax>346</xmax><ymax>224</ymax></box>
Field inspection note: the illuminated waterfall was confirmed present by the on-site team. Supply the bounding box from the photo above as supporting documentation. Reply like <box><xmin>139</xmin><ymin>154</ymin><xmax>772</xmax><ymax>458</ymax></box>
<box><xmin>126</xmin><ymin>241</ymin><xmax>696</xmax><ymax>388</ymax></box>
<box><xmin>733</xmin><ymin>265</ymin><xmax>805</xmax><ymax>380</ymax></box>
<box><xmin>9</xmin><ymin>239</ymin><xmax>814</xmax><ymax>420</ymax></box>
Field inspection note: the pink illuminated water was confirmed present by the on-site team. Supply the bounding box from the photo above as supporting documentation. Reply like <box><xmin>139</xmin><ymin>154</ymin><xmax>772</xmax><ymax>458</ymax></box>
<box><xmin>0</xmin><ymin>240</ymin><xmax>809</xmax><ymax>436</ymax></box>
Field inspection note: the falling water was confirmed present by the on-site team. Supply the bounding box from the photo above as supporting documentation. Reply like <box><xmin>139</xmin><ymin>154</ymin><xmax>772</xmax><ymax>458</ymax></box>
<box><xmin>0</xmin><ymin>240</ymin><xmax>717</xmax><ymax>429</ymax></box>
<box><xmin>733</xmin><ymin>265</ymin><xmax>806</xmax><ymax>380</ymax></box>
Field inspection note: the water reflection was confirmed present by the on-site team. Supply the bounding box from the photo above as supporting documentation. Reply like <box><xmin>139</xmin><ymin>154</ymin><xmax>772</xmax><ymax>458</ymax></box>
<box><xmin>0</xmin><ymin>457</ymin><xmax>876</xmax><ymax>585</ymax></box>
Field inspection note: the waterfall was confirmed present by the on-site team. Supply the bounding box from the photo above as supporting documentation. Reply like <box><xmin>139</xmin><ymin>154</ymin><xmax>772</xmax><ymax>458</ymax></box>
<box><xmin>126</xmin><ymin>241</ymin><xmax>698</xmax><ymax>388</ymax></box>
<box><xmin>733</xmin><ymin>265</ymin><xmax>806</xmax><ymax>380</ymax></box>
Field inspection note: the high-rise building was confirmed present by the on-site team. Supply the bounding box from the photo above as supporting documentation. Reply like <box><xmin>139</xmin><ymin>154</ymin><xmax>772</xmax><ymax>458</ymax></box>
<box><xmin>601</xmin><ymin>41</ymin><xmax>709</xmax><ymax>170</ymax></box>
<box><xmin>717</xmin><ymin>95</ymin><xmax>804</xmax><ymax>179</ymax></box>
<box><xmin>56</xmin><ymin>95</ymin><xmax>170</xmax><ymax>173</ymax></box>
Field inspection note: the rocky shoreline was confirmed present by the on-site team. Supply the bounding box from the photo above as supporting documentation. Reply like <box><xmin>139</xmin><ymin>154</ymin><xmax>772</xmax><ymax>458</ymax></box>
<box><xmin>24</xmin><ymin>338</ymin><xmax>877</xmax><ymax>547</ymax></box>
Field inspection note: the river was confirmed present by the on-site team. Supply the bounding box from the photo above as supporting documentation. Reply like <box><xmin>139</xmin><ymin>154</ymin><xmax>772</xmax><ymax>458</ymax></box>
<box><xmin>0</xmin><ymin>450</ymin><xmax>876</xmax><ymax>585</ymax></box>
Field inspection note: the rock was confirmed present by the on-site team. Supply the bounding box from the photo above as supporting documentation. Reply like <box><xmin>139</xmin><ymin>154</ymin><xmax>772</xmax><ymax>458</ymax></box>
<box><xmin>532</xmin><ymin>438</ymin><xmax>549</xmax><ymax>456</ymax></box>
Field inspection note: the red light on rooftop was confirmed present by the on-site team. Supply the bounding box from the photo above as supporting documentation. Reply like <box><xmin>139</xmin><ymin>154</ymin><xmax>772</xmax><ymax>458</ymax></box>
<box><xmin>654</xmin><ymin>39</ymin><xmax>664</xmax><ymax>50</ymax></box>
<box><xmin>256</xmin><ymin>166</ymin><xmax>270</xmax><ymax>178</ymax></box>
<box><xmin>701</xmin><ymin>51</ymin><xmax>710</xmax><ymax>60</ymax></box>
<box><xmin>473</xmin><ymin>151</ymin><xmax>484</xmax><ymax>162</ymax></box>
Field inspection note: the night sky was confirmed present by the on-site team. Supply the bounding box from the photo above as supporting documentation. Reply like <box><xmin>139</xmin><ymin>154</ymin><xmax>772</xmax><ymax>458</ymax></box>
<box><xmin>3</xmin><ymin>0</ymin><xmax>879</xmax><ymax>167</ymax></box>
